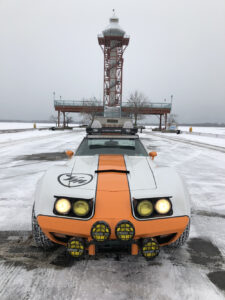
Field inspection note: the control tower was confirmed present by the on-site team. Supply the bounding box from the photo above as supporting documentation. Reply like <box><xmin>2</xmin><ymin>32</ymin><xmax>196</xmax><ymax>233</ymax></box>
<box><xmin>98</xmin><ymin>11</ymin><xmax>129</xmax><ymax>109</ymax></box>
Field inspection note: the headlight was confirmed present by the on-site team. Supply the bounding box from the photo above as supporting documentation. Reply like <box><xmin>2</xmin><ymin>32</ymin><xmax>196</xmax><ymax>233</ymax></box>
<box><xmin>55</xmin><ymin>198</ymin><xmax>71</xmax><ymax>215</ymax></box>
<box><xmin>73</xmin><ymin>200</ymin><xmax>90</xmax><ymax>217</ymax></box>
<box><xmin>155</xmin><ymin>198</ymin><xmax>171</xmax><ymax>214</ymax></box>
<box><xmin>137</xmin><ymin>200</ymin><xmax>153</xmax><ymax>217</ymax></box>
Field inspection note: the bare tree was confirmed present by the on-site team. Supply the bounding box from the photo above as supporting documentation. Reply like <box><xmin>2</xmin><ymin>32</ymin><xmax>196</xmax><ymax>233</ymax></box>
<box><xmin>127</xmin><ymin>91</ymin><xmax>148</xmax><ymax>126</ymax></box>
<box><xmin>65</xmin><ymin>113</ymin><xmax>73</xmax><ymax>127</ymax></box>
<box><xmin>82</xmin><ymin>97</ymin><xmax>102</xmax><ymax>125</ymax></box>
<box><xmin>49</xmin><ymin>114</ymin><xmax>58</xmax><ymax>127</ymax></box>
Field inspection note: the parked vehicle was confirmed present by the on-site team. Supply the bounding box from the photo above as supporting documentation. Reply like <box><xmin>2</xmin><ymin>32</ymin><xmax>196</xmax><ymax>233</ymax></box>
<box><xmin>32</xmin><ymin>118</ymin><xmax>190</xmax><ymax>259</ymax></box>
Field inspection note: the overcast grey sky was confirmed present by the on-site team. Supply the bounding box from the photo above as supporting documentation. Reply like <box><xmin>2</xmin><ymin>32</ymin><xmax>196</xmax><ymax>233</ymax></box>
<box><xmin>0</xmin><ymin>0</ymin><xmax>224</xmax><ymax>123</ymax></box>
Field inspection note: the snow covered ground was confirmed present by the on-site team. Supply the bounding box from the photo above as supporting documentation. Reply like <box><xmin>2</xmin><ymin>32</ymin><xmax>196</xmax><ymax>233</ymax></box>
<box><xmin>0</xmin><ymin>122</ymin><xmax>55</xmax><ymax>130</ymax></box>
<box><xmin>0</xmin><ymin>128</ymin><xmax>69</xmax><ymax>143</ymax></box>
<box><xmin>0</xmin><ymin>127</ymin><xmax>225</xmax><ymax>299</ymax></box>
<box><xmin>180</xmin><ymin>126</ymin><xmax>225</xmax><ymax>135</ymax></box>
<box><xmin>144</xmin><ymin>126</ymin><xmax>225</xmax><ymax>149</ymax></box>
<box><xmin>146</xmin><ymin>125</ymin><xmax>225</xmax><ymax>135</ymax></box>
<box><xmin>154</xmin><ymin>131</ymin><xmax>225</xmax><ymax>149</ymax></box>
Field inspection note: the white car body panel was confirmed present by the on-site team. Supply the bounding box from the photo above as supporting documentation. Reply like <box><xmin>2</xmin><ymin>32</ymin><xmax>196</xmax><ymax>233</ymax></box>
<box><xmin>124</xmin><ymin>156</ymin><xmax>156</xmax><ymax>190</ymax></box>
<box><xmin>34</xmin><ymin>153</ymin><xmax>190</xmax><ymax>220</ymax></box>
<box><xmin>34</xmin><ymin>156</ymin><xmax>98</xmax><ymax>216</ymax></box>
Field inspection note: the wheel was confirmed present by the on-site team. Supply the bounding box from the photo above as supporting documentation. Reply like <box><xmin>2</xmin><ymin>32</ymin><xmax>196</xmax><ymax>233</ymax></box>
<box><xmin>32</xmin><ymin>205</ymin><xmax>56</xmax><ymax>250</ymax></box>
<box><xmin>168</xmin><ymin>221</ymin><xmax>190</xmax><ymax>248</ymax></box>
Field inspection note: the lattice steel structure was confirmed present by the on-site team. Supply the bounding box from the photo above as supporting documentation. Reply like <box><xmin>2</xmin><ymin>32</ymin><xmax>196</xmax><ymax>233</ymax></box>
<box><xmin>98</xmin><ymin>12</ymin><xmax>129</xmax><ymax>108</ymax></box>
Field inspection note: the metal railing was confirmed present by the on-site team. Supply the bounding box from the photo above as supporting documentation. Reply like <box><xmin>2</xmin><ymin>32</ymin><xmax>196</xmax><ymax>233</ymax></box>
<box><xmin>123</xmin><ymin>102</ymin><xmax>171</xmax><ymax>109</ymax></box>
<box><xmin>54</xmin><ymin>100</ymin><xmax>171</xmax><ymax>109</ymax></box>
<box><xmin>54</xmin><ymin>100</ymin><xmax>103</xmax><ymax>107</ymax></box>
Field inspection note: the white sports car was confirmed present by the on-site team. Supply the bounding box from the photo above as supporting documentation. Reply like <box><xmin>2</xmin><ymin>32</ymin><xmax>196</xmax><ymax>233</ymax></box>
<box><xmin>32</xmin><ymin>125</ymin><xmax>190</xmax><ymax>259</ymax></box>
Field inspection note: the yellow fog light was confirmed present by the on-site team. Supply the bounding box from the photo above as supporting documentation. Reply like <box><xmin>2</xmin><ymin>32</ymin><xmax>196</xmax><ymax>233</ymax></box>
<box><xmin>137</xmin><ymin>200</ymin><xmax>153</xmax><ymax>217</ymax></box>
<box><xmin>155</xmin><ymin>198</ymin><xmax>171</xmax><ymax>214</ymax></box>
<box><xmin>55</xmin><ymin>198</ymin><xmax>71</xmax><ymax>215</ymax></box>
<box><xmin>73</xmin><ymin>200</ymin><xmax>90</xmax><ymax>217</ymax></box>
<box><xmin>115</xmin><ymin>220</ymin><xmax>135</xmax><ymax>241</ymax></box>
<box><xmin>91</xmin><ymin>221</ymin><xmax>111</xmax><ymax>242</ymax></box>
<box><xmin>142</xmin><ymin>238</ymin><xmax>160</xmax><ymax>259</ymax></box>
<box><xmin>67</xmin><ymin>238</ymin><xmax>85</xmax><ymax>258</ymax></box>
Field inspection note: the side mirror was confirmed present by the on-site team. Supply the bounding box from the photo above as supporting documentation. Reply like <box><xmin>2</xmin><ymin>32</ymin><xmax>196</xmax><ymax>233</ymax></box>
<box><xmin>149</xmin><ymin>151</ymin><xmax>157</xmax><ymax>160</ymax></box>
<box><xmin>66</xmin><ymin>150</ymin><xmax>74</xmax><ymax>159</ymax></box>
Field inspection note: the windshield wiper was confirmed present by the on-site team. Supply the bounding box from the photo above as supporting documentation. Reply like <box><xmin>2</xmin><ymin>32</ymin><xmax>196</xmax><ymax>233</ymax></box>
<box><xmin>95</xmin><ymin>169</ymin><xmax>130</xmax><ymax>174</ymax></box>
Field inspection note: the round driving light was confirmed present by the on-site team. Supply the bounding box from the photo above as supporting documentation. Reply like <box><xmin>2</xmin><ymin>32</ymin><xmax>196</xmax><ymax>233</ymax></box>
<box><xmin>67</xmin><ymin>238</ymin><xmax>85</xmax><ymax>258</ymax></box>
<box><xmin>55</xmin><ymin>198</ymin><xmax>71</xmax><ymax>215</ymax></box>
<box><xmin>91</xmin><ymin>221</ymin><xmax>111</xmax><ymax>242</ymax></box>
<box><xmin>115</xmin><ymin>220</ymin><xmax>135</xmax><ymax>241</ymax></box>
<box><xmin>142</xmin><ymin>238</ymin><xmax>160</xmax><ymax>259</ymax></box>
<box><xmin>73</xmin><ymin>200</ymin><xmax>90</xmax><ymax>217</ymax></box>
<box><xmin>137</xmin><ymin>200</ymin><xmax>153</xmax><ymax>217</ymax></box>
<box><xmin>155</xmin><ymin>198</ymin><xmax>171</xmax><ymax>214</ymax></box>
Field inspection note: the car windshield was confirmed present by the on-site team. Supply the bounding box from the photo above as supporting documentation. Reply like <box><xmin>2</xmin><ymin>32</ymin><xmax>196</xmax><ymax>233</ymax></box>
<box><xmin>76</xmin><ymin>138</ymin><xmax>148</xmax><ymax>156</ymax></box>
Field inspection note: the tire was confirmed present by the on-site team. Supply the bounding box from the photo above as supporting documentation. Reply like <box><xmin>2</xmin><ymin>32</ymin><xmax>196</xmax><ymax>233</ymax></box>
<box><xmin>32</xmin><ymin>205</ymin><xmax>56</xmax><ymax>250</ymax></box>
<box><xmin>168</xmin><ymin>221</ymin><xmax>190</xmax><ymax>248</ymax></box>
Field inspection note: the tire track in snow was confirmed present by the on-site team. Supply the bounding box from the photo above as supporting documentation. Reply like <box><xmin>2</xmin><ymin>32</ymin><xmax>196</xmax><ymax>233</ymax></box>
<box><xmin>150</xmin><ymin>133</ymin><xmax>225</xmax><ymax>153</ymax></box>
<box><xmin>0</xmin><ymin>263</ymin><xmax>21</xmax><ymax>299</ymax></box>
<box><xmin>0</xmin><ymin>129</ymin><xmax>84</xmax><ymax>150</ymax></box>
<box><xmin>0</xmin><ymin>231</ymin><xmax>224</xmax><ymax>299</ymax></box>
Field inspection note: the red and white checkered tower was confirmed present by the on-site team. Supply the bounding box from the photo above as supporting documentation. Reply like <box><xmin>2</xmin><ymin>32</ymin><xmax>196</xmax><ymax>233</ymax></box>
<box><xmin>98</xmin><ymin>11</ymin><xmax>129</xmax><ymax>109</ymax></box>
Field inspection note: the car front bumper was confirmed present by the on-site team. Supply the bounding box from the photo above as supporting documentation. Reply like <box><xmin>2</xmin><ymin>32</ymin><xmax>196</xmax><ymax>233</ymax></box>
<box><xmin>37</xmin><ymin>215</ymin><xmax>189</xmax><ymax>250</ymax></box>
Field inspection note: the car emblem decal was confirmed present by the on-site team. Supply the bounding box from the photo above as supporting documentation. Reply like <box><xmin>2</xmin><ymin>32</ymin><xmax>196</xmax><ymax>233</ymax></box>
<box><xmin>58</xmin><ymin>173</ymin><xmax>93</xmax><ymax>187</ymax></box>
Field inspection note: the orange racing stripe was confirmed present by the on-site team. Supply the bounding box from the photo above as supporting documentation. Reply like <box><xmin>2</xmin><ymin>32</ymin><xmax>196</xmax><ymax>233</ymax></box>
<box><xmin>94</xmin><ymin>155</ymin><xmax>132</xmax><ymax>223</ymax></box>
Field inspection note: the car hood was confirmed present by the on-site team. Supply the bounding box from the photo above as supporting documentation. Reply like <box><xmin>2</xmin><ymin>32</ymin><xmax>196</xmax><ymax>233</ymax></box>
<box><xmin>61</xmin><ymin>155</ymin><xmax>156</xmax><ymax>192</ymax></box>
<box><xmin>36</xmin><ymin>155</ymin><xmax>190</xmax><ymax>218</ymax></box>
<box><xmin>124</xmin><ymin>156</ymin><xmax>156</xmax><ymax>191</ymax></box>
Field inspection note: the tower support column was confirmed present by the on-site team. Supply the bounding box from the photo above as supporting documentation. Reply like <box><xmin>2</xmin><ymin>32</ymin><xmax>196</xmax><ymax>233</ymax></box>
<box><xmin>58</xmin><ymin>111</ymin><xmax>60</xmax><ymax>127</ymax></box>
<box><xmin>165</xmin><ymin>113</ymin><xmax>167</xmax><ymax>129</ymax></box>
<box><xmin>63</xmin><ymin>112</ymin><xmax>66</xmax><ymax>128</ymax></box>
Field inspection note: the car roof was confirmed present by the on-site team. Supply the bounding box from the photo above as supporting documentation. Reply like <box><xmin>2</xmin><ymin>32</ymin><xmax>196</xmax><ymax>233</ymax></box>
<box><xmin>86</xmin><ymin>135</ymin><xmax>139</xmax><ymax>139</ymax></box>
